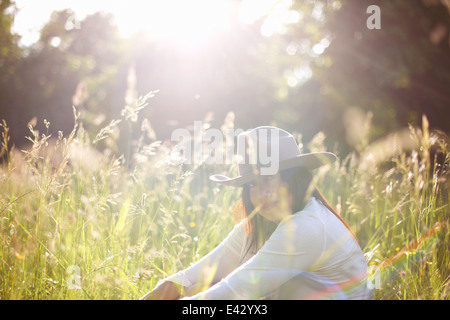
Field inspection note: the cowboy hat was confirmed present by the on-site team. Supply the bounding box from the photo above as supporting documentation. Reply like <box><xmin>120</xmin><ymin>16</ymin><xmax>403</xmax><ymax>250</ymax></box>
<box><xmin>209</xmin><ymin>126</ymin><xmax>337</xmax><ymax>187</ymax></box>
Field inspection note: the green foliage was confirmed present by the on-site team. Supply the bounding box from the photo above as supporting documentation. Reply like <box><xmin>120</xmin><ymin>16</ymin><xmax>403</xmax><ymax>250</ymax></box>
<box><xmin>0</xmin><ymin>0</ymin><xmax>21</xmax><ymax>65</ymax></box>
<box><xmin>1</xmin><ymin>0</ymin><xmax>450</xmax><ymax>156</ymax></box>
<box><xmin>251</xmin><ymin>0</ymin><xmax>450</xmax><ymax>151</ymax></box>
<box><xmin>1</xmin><ymin>7</ymin><xmax>130</xmax><ymax>149</ymax></box>
<box><xmin>0</xmin><ymin>0</ymin><xmax>449</xmax><ymax>299</ymax></box>
<box><xmin>0</xmin><ymin>95</ymin><xmax>449</xmax><ymax>299</ymax></box>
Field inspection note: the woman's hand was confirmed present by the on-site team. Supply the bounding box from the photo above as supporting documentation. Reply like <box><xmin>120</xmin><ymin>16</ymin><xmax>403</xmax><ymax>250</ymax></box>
<box><xmin>140</xmin><ymin>281</ymin><xmax>187</xmax><ymax>300</ymax></box>
<box><xmin>183</xmin><ymin>283</ymin><xmax>209</xmax><ymax>298</ymax></box>
<box><xmin>140</xmin><ymin>280</ymin><xmax>213</xmax><ymax>300</ymax></box>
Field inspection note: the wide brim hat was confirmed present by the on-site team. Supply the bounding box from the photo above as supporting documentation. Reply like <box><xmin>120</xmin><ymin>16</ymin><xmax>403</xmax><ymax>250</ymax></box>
<box><xmin>209</xmin><ymin>126</ymin><xmax>337</xmax><ymax>187</ymax></box>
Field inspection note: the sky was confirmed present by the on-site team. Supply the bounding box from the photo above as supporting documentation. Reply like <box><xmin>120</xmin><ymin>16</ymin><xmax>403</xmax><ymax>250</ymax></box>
<box><xmin>12</xmin><ymin>0</ymin><xmax>298</xmax><ymax>47</ymax></box>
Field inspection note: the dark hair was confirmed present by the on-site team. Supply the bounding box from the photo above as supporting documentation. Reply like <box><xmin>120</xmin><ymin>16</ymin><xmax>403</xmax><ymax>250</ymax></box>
<box><xmin>234</xmin><ymin>167</ymin><xmax>357</xmax><ymax>262</ymax></box>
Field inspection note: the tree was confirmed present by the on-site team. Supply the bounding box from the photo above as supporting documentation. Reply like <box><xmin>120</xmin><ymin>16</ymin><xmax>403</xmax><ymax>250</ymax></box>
<box><xmin>3</xmin><ymin>9</ymin><xmax>129</xmax><ymax>147</ymax></box>
<box><xmin>259</xmin><ymin>0</ymin><xmax>450</xmax><ymax>151</ymax></box>
<box><xmin>0</xmin><ymin>0</ymin><xmax>22</xmax><ymax>143</ymax></box>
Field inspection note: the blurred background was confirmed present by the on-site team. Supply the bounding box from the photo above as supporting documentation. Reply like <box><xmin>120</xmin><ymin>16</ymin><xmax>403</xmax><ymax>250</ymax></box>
<box><xmin>1</xmin><ymin>0</ymin><xmax>449</xmax><ymax>156</ymax></box>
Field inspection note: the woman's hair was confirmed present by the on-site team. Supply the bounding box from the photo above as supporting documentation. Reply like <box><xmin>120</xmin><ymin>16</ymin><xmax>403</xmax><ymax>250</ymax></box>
<box><xmin>234</xmin><ymin>166</ymin><xmax>357</xmax><ymax>262</ymax></box>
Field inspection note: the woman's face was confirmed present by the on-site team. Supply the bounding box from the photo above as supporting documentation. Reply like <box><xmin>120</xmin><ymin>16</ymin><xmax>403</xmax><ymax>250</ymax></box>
<box><xmin>248</xmin><ymin>174</ymin><xmax>292</xmax><ymax>223</ymax></box>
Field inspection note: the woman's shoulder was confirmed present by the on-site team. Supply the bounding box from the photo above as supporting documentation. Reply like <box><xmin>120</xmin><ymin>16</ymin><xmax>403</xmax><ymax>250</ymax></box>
<box><xmin>273</xmin><ymin>208</ymin><xmax>325</xmax><ymax>242</ymax></box>
<box><xmin>280</xmin><ymin>197</ymin><xmax>325</xmax><ymax>225</ymax></box>
<box><xmin>270</xmin><ymin>198</ymin><xmax>328</xmax><ymax>241</ymax></box>
<box><xmin>227</xmin><ymin>218</ymin><xmax>249</xmax><ymax>240</ymax></box>
<box><xmin>261</xmin><ymin>212</ymin><xmax>326</xmax><ymax>256</ymax></box>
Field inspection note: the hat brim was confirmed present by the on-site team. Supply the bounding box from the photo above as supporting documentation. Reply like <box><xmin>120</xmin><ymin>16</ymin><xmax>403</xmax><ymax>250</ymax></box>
<box><xmin>209</xmin><ymin>152</ymin><xmax>337</xmax><ymax>187</ymax></box>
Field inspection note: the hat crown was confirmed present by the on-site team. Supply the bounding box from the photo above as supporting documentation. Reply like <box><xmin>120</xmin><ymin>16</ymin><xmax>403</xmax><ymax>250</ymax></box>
<box><xmin>209</xmin><ymin>126</ymin><xmax>337</xmax><ymax>187</ymax></box>
<box><xmin>236</xmin><ymin>126</ymin><xmax>300</xmax><ymax>176</ymax></box>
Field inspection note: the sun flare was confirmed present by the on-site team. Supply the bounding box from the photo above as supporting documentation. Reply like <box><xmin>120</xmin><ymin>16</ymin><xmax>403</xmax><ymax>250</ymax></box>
<box><xmin>14</xmin><ymin>0</ymin><xmax>235</xmax><ymax>48</ymax></box>
<box><xmin>112</xmin><ymin>0</ymin><xmax>234</xmax><ymax>47</ymax></box>
<box><xmin>13</xmin><ymin>0</ymin><xmax>301</xmax><ymax>48</ymax></box>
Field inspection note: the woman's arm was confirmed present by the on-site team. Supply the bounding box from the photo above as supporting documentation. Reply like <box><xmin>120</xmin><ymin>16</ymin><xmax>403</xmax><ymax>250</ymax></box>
<box><xmin>141</xmin><ymin>221</ymin><xmax>247</xmax><ymax>299</ymax></box>
<box><xmin>184</xmin><ymin>215</ymin><xmax>326</xmax><ymax>300</ymax></box>
<box><xmin>140</xmin><ymin>281</ymin><xmax>187</xmax><ymax>300</ymax></box>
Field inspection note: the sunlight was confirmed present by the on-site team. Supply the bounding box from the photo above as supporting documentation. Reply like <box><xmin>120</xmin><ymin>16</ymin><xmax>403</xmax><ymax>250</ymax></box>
<box><xmin>14</xmin><ymin>0</ymin><xmax>301</xmax><ymax>47</ymax></box>
<box><xmin>13</xmin><ymin>0</ymin><xmax>234</xmax><ymax>48</ymax></box>
<box><xmin>238</xmin><ymin>0</ymin><xmax>300</xmax><ymax>37</ymax></box>
<box><xmin>116</xmin><ymin>0</ymin><xmax>234</xmax><ymax>47</ymax></box>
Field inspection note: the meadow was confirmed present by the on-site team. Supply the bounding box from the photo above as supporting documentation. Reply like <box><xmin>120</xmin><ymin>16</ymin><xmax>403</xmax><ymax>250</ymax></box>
<box><xmin>0</xmin><ymin>96</ymin><xmax>448</xmax><ymax>300</ymax></box>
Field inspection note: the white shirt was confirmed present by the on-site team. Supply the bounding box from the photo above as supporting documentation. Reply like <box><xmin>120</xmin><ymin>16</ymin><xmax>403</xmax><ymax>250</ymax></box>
<box><xmin>160</xmin><ymin>197</ymin><xmax>372</xmax><ymax>300</ymax></box>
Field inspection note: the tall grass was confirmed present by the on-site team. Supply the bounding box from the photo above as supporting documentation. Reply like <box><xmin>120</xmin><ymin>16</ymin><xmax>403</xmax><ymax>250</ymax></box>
<box><xmin>0</xmin><ymin>98</ymin><xmax>448</xmax><ymax>299</ymax></box>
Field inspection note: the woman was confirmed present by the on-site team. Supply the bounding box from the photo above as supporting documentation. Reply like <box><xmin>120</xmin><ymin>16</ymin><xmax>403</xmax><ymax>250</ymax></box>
<box><xmin>141</xmin><ymin>126</ymin><xmax>372</xmax><ymax>300</ymax></box>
